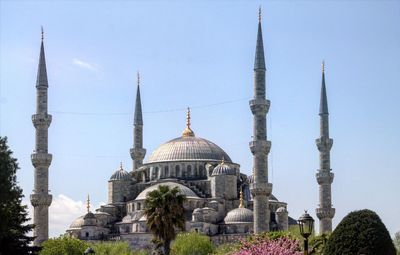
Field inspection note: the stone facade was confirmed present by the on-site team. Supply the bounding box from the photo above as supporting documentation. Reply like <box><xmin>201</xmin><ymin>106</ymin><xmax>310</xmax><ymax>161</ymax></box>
<box><xmin>30</xmin><ymin>30</ymin><xmax>52</xmax><ymax>246</ymax></box>
<box><xmin>315</xmin><ymin>62</ymin><xmax>335</xmax><ymax>233</ymax></box>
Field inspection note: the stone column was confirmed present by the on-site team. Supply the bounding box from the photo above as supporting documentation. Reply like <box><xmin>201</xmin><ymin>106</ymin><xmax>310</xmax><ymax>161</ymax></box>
<box><xmin>30</xmin><ymin>30</ymin><xmax>52</xmax><ymax>245</ymax></box>
<box><xmin>249</xmin><ymin>10</ymin><xmax>273</xmax><ymax>234</ymax></box>
<box><xmin>315</xmin><ymin>62</ymin><xmax>335</xmax><ymax>233</ymax></box>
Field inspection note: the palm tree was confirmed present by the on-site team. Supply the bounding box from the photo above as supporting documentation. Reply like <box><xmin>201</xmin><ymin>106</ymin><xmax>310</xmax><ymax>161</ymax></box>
<box><xmin>144</xmin><ymin>185</ymin><xmax>186</xmax><ymax>255</ymax></box>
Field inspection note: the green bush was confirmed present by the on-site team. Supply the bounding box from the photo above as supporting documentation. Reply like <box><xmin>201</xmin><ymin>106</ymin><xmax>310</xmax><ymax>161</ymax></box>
<box><xmin>171</xmin><ymin>232</ymin><xmax>214</xmax><ymax>255</ymax></box>
<box><xmin>40</xmin><ymin>237</ymin><xmax>88</xmax><ymax>255</ymax></box>
<box><xmin>92</xmin><ymin>241</ymin><xmax>133</xmax><ymax>255</ymax></box>
<box><xmin>324</xmin><ymin>209</ymin><xmax>396</xmax><ymax>255</ymax></box>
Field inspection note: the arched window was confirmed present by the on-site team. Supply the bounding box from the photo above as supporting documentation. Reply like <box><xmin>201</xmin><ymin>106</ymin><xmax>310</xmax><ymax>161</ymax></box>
<box><xmin>85</xmin><ymin>232</ymin><xmax>89</xmax><ymax>237</ymax></box>
<box><xmin>199</xmin><ymin>165</ymin><xmax>204</xmax><ymax>177</ymax></box>
<box><xmin>154</xmin><ymin>167</ymin><xmax>159</xmax><ymax>180</ymax></box>
<box><xmin>175</xmin><ymin>165</ymin><xmax>180</xmax><ymax>177</ymax></box>
<box><xmin>164</xmin><ymin>166</ymin><xmax>169</xmax><ymax>178</ymax></box>
<box><xmin>137</xmin><ymin>203</ymin><xmax>141</xmax><ymax>210</ymax></box>
<box><xmin>187</xmin><ymin>165</ymin><xmax>192</xmax><ymax>177</ymax></box>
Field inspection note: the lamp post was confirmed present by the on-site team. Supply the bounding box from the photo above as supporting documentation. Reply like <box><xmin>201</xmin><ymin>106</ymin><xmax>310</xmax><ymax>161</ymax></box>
<box><xmin>84</xmin><ymin>247</ymin><xmax>95</xmax><ymax>254</ymax></box>
<box><xmin>298</xmin><ymin>211</ymin><xmax>314</xmax><ymax>255</ymax></box>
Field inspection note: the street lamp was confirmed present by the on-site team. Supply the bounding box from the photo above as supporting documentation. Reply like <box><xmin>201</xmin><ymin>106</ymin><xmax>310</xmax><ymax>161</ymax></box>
<box><xmin>298</xmin><ymin>211</ymin><xmax>314</xmax><ymax>255</ymax></box>
<box><xmin>84</xmin><ymin>247</ymin><xmax>95</xmax><ymax>254</ymax></box>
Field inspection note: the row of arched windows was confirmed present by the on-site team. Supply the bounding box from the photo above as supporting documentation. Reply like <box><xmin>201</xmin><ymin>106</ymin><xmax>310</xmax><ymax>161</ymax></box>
<box><xmin>139</xmin><ymin>164</ymin><xmax>206</xmax><ymax>182</ymax></box>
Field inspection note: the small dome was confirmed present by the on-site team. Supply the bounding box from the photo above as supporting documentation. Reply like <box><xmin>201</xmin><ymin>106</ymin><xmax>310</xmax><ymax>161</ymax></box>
<box><xmin>212</xmin><ymin>160</ymin><xmax>236</xmax><ymax>176</ymax></box>
<box><xmin>224</xmin><ymin>208</ymin><xmax>253</xmax><ymax>224</ymax></box>
<box><xmin>135</xmin><ymin>182</ymin><xmax>199</xmax><ymax>200</ymax></box>
<box><xmin>110</xmin><ymin>164</ymin><xmax>131</xmax><ymax>181</ymax></box>
<box><xmin>276</xmin><ymin>207</ymin><xmax>288</xmax><ymax>213</ymax></box>
<box><xmin>69</xmin><ymin>216</ymin><xmax>84</xmax><ymax>229</ymax></box>
<box><xmin>83</xmin><ymin>212</ymin><xmax>97</xmax><ymax>226</ymax></box>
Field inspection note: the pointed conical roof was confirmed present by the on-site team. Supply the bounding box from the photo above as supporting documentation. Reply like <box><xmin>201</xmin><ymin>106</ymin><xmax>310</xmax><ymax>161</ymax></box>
<box><xmin>254</xmin><ymin>9</ymin><xmax>266</xmax><ymax>70</ymax></box>
<box><xmin>319</xmin><ymin>62</ymin><xmax>329</xmax><ymax>115</ymax></box>
<box><xmin>134</xmin><ymin>72</ymin><xmax>143</xmax><ymax>125</ymax></box>
<box><xmin>36</xmin><ymin>28</ymin><xmax>48</xmax><ymax>88</ymax></box>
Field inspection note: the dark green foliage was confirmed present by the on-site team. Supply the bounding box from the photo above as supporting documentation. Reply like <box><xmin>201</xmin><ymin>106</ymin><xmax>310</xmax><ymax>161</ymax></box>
<box><xmin>171</xmin><ymin>231</ymin><xmax>214</xmax><ymax>255</ymax></box>
<box><xmin>0</xmin><ymin>136</ymin><xmax>39</xmax><ymax>255</ymax></box>
<box><xmin>39</xmin><ymin>237</ymin><xmax>88</xmax><ymax>255</ymax></box>
<box><xmin>144</xmin><ymin>185</ymin><xmax>186</xmax><ymax>255</ymax></box>
<box><xmin>324</xmin><ymin>209</ymin><xmax>396</xmax><ymax>255</ymax></box>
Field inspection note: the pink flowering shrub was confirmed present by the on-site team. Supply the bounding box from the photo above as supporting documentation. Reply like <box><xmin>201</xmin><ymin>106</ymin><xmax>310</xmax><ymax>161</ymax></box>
<box><xmin>232</xmin><ymin>236</ymin><xmax>302</xmax><ymax>255</ymax></box>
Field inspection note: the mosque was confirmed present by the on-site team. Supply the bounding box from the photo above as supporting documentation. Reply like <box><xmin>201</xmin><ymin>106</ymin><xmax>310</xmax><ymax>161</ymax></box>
<box><xmin>30</xmin><ymin>10</ymin><xmax>335</xmax><ymax>249</ymax></box>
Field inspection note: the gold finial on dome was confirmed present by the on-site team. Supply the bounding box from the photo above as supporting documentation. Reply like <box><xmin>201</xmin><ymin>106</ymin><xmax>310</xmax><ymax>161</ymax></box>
<box><xmin>86</xmin><ymin>194</ymin><xmax>90</xmax><ymax>213</ymax></box>
<box><xmin>120</xmin><ymin>162</ymin><xmax>123</xmax><ymax>170</ymax></box>
<box><xmin>182</xmin><ymin>107</ymin><xmax>195</xmax><ymax>137</ymax></box>
<box><xmin>239</xmin><ymin>190</ymin><xmax>245</xmax><ymax>208</ymax></box>
<box><xmin>221</xmin><ymin>156</ymin><xmax>225</xmax><ymax>165</ymax></box>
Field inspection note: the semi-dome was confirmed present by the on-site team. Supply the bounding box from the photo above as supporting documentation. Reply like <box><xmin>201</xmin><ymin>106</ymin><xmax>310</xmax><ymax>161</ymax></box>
<box><xmin>135</xmin><ymin>181</ymin><xmax>199</xmax><ymax>200</ymax></box>
<box><xmin>110</xmin><ymin>163</ymin><xmax>131</xmax><ymax>181</ymax></box>
<box><xmin>69</xmin><ymin>216</ymin><xmax>84</xmax><ymax>229</ymax></box>
<box><xmin>224</xmin><ymin>207</ymin><xmax>254</xmax><ymax>224</ymax></box>
<box><xmin>212</xmin><ymin>159</ymin><xmax>236</xmax><ymax>176</ymax></box>
<box><xmin>147</xmin><ymin>136</ymin><xmax>232</xmax><ymax>164</ymax></box>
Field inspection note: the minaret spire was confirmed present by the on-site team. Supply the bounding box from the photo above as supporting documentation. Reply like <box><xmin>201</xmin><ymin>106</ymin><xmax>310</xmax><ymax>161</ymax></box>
<box><xmin>30</xmin><ymin>27</ymin><xmax>53</xmax><ymax>245</ymax></box>
<box><xmin>182</xmin><ymin>107</ymin><xmax>195</xmax><ymax>137</ymax></box>
<box><xmin>254</xmin><ymin>7</ymin><xmax>266</xmax><ymax>71</ymax></box>
<box><xmin>130</xmin><ymin>71</ymin><xmax>146</xmax><ymax>171</ymax></box>
<box><xmin>315</xmin><ymin>61</ymin><xmax>335</xmax><ymax>233</ymax></box>
<box><xmin>249</xmin><ymin>9</ymin><xmax>272</xmax><ymax>233</ymax></box>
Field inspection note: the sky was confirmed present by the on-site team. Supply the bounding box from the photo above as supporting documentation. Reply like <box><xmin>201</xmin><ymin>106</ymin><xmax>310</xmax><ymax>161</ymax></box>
<box><xmin>1</xmin><ymin>0</ymin><xmax>399</xmax><ymax>238</ymax></box>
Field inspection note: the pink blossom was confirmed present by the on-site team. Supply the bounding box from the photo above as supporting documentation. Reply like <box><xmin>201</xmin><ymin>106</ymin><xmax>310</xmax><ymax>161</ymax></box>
<box><xmin>232</xmin><ymin>236</ymin><xmax>302</xmax><ymax>255</ymax></box>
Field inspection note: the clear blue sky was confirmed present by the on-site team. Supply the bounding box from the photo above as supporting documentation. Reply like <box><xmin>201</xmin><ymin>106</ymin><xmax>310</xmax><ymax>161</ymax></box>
<box><xmin>1</xmin><ymin>0</ymin><xmax>399</xmax><ymax>237</ymax></box>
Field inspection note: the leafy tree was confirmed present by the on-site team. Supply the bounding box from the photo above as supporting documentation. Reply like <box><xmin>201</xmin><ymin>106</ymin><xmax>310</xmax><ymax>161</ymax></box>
<box><xmin>39</xmin><ymin>236</ymin><xmax>88</xmax><ymax>255</ymax></box>
<box><xmin>171</xmin><ymin>232</ymin><xmax>214</xmax><ymax>255</ymax></box>
<box><xmin>92</xmin><ymin>241</ymin><xmax>133</xmax><ymax>255</ymax></box>
<box><xmin>324</xmin><ymin>209</ymin><xmax>396</xmax><ymax>255</ymax></box>
<box><xmin>144</xmin><ymin>185</ymin><xmax>186</xmax><ymax>255</ymax></box>
<box><xmin>0</xmin><ymin>136</ymin><xmax>39</xmax><ymax>255</ymax></box>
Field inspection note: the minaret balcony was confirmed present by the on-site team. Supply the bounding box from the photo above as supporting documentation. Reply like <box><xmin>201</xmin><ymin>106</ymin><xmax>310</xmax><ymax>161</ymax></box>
<box><xmin>316</xmin><ymin>138</ymin><xmax>333</xmax><ymax>152</ymax></box>
<box><xmin>30</xmin><ymin>193</ymin><xmax>52</xmax><ymax>207</ymax></box>
<box><xmin>249</xmin><ymin>140</ymin><xmax>271</xmax><ymax>155</ymax></box>
<box><xmin>31</xmin><ymin>153</ymin><xmax>52</xmax><ymax>168</ymax></box>
<box><xmin>316</xmin><ymin>171</ymin><xmax>334</xmax><ymax>184</ymax></box>
<box><xmin>249</xmin><ymin>98</ymin><xmax>270</xmax><ymax>115</ymax></box>
<box><xmin>250</xmin><ymin>182</ymin><xmax>272</xmax><ymax>196</ymax></box>
<box><xmin>32</xmin><ymin>114</ymin><xmax>52</xmax><ymax>128</ymax></box>
<box><xmin>316</xmin><ymin>207</ymin><xmax>335</xmax><ymax>219</ymax></box>
<box><xmin>130</xmin><ymin>148</ymin><xmax>146</xmax><ymax>160</ymax></box>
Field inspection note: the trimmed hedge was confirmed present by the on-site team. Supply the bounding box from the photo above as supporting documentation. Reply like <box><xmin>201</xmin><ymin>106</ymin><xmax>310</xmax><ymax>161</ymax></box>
<box><xmin>324</xmin><ymin>209</ymin><xmax>396</xmax><ymax>255</ymax></box>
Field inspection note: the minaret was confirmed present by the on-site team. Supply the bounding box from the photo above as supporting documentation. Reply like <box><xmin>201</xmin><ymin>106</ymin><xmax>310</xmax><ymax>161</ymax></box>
<box><xmin>315</xmin><ymin>61</ymin><xmax>335</xmax><ymax>233</ymax></box>
<box><xmin>130</xmin><ymin>72</ymin><xmax>146</xmax><ymax>171</ymax></box>
<box><xmin>249</xmin><ymin>8</ymin><xmax>273</xmax><ymax>233</ymax></box>
<box><xmin>30</xmin><ymin>27</ymin><xmax>53</xmax><ymax>245</ymax></box>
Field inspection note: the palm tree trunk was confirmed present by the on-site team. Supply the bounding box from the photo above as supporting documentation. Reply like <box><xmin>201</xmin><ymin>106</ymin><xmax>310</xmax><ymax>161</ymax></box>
<box><xmin>164</xmin><ymin>239</ymin><xmax>171</xmax><ymax>255</ymax></box>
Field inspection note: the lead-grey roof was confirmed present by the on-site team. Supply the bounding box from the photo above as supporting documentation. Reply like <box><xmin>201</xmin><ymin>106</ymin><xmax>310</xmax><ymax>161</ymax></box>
<box><xmin>212</xmin><ymin>162</ymin><xmax>236</xmax><ymax>176</ymax></box>
<box><xmin>146</xmin><ymin>136</ymin><xmax>232</xmax><ymax>163</ymax></box>
<box><xmin>224</xmin><ymin>207</ymin><xmax>254</xmax><ymax>224</ymax></box>
<box><xmin>135</xmin><ymin>181</ymin><xmax>199</xmax><ymax>200</ymax></box>
<box><xmin>109</xmin><ymin>168</ymin><xmax>131</xmax><ymax>181</ymax></box>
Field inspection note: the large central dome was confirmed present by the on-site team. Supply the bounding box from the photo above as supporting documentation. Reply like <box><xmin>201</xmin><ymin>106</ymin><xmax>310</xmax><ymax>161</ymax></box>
<box><xmin>146</xmin><ymin>136</ymin><xmax>232</xmax><ymax>164</ymax></box>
